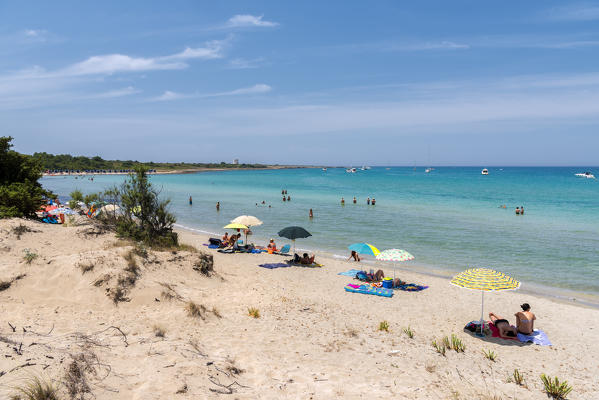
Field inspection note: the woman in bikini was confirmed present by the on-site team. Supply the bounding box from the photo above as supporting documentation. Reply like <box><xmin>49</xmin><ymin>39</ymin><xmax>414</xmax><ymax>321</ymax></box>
<box><xmin>514</xmin><ymin>303</ymin><xmax>536</xmax><ymax>335</ymax></box>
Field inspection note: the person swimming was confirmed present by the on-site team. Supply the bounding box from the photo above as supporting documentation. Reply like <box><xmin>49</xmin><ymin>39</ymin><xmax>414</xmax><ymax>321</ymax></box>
<box><xmin>514</xmin><ymin>303</ymin><xmax>536</xmax><ymax>335</ymax></box>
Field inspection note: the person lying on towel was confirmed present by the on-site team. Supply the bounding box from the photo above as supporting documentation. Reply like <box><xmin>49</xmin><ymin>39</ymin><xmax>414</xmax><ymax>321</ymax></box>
<box><xmin>489</xmin><ymin>312</ymin><xmax>518</xmax><ymax>338</ymax></box>
<box><xmin>299</xmin><ymin>253</ymin><xmax>315</xmax><ymax>264</ymax></box>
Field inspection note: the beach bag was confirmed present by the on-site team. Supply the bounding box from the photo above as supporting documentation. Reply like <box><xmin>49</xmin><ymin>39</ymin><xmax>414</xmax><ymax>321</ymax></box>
<box><xmin>209</xmin><ymin>238</ymin><xmax>222</xmax><ymax>246</ymax></box>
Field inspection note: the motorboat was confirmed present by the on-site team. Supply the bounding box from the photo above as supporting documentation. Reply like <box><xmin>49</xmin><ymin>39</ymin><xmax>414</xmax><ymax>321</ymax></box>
<box><xmin>346</xmin><ymin>168</ymin><xmax>356</xmax><ymax>173</ymax></box>
<box><xmin>481</xmin><ymin>168</ymin><xmax>489</xmax><ymax>175</ymax></box>
<box><xmin>322</xmin><ymin>167</ymin><xmax>327</xmax><ymax>171</ymax></box>
<box><xmin>425</xmin><ymin>168</ymin><xmax>434</xmax><ymax>173</ymax></box>
<box><xmin>575</xmin><ymin>171</ymin><xmax>595</xmax><ymax>179</ymax></box>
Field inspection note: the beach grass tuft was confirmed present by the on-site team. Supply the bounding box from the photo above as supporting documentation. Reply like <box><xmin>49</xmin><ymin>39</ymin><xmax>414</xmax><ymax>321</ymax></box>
<box><xmin>512</xmin><ymin>369</ymin><xmax>525</xmax><ymax>386</ymax></box>
<box><xmin>540</xmin><ymin>374</ymin><xmax>573</xmax><ymax>399</ymax></box>
<box><xmin>12</xmin><ymin>224</ymin><xmax>35</xmax><ymax>240</ymax></box>
<box><xmin>0</xmin><ymin>280</ymin><xmax>11</xmax><ymax>291</ymax></box>
<box><xmin>211</xmin><ymin>306</ymin><xmax>222</xmax><ymax>318</ymax></box>
<box><xmin>186</xmin><ymin>301</ymin><xmax>207</xmax><ymax>319</ymax></box>
<box><xmin>9</xmin><ymin>375</ymin><xmax>59</xmax><ymax>400</ymax></box>
<box><xmin>431</xmin><ymin>340</ymin><xmax>446</xmax><ymax>356</ymax></box>
<box><xmin>78</xmin><ymin>262</ymin><xmax>94</xmax><ymax>274</ymax></box>
<box><xmin>23</xmin><ymin>249</ymin><xmax>38</xmax><ymax>264</ymax></box>
<box><xmin>378</xmin><ymin>321</ymin><xmax>390</xmax><ymax>332</ymax></box>
<box><xmin>450</xmin><ymin>334</ymin><xmax>465</xmax><ymax>352</ymax></box>
<box><xmin>248</xmin><ymin>307</ymin><xmax>260</xmax><ymax>318</ymax></box>
<box><xmin>403</xmin><ymin>326</ymin><xmax>414</xmax><ymax>339</ymax></box>
<box><xmin>483</xmin><ymin>349</ymin><xmax>497</xmax><ymax>361</ymax></box>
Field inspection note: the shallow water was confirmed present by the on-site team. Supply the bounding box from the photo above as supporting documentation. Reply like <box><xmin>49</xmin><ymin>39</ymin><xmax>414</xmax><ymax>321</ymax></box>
<box><xmin>42</xmin><ymin>166</ymin><xmax>599</xmax><ymax>297</ymax></box>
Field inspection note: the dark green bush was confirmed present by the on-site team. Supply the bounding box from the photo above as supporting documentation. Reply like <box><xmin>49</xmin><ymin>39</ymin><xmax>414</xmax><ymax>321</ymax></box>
<box><xmin>0</xmin><ymin>137</ymin><xmax>51</xmax><ymax>218</ymax></box>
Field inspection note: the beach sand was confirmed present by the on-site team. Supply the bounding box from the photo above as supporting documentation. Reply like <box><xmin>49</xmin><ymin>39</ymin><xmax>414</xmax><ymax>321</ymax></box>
<box><xmin>0</xmin><ymin>218</ymin><xmax>597</xmax><ymax>399</ymax></box>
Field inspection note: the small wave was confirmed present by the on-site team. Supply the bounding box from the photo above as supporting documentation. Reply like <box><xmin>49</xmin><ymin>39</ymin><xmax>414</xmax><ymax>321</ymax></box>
<box><xmin>174</xmin><ymin>223</ymin><xmax>220</xmax><ymax>236</ymax></box>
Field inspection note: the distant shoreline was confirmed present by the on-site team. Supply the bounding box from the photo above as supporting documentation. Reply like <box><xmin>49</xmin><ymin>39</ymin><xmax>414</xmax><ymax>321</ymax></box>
<box><xmin>42</xmin><ymin>165</ymin><xmax>322</xmax><ymax>176</ymax></box>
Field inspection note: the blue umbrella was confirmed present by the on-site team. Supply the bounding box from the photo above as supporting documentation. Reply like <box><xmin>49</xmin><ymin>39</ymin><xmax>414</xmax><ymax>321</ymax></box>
<box><xmin>48</xmin><ymin>207</ymin><xmax>77</xmax><ymax>215</ymax></box>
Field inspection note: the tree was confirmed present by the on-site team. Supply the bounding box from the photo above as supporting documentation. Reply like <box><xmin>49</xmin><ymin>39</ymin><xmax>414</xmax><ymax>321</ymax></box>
<box><xmin>116</xmin><ymin>166</ymin><xmax>177</xmax><ymax>247</ymax></box>
<box><xmin>0</xmin><ymin>136</ymin><xmax>51</xmax><ymax>218</ymax></box>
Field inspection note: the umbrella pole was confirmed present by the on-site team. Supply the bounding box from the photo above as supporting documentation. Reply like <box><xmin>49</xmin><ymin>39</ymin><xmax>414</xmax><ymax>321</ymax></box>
<box><xmin>479</xmin><ymin>291</ymin><xmax>485</xmax><ymax>336</ymax></box>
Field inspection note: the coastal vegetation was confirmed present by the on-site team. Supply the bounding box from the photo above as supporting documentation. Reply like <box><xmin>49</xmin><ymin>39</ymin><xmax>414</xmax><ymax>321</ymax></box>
<box><xmin>32</xmin><ymin>151</ymin><xmax>266</xmax><ymax>171</ymax></box>
<box><xmin>0</xmin><ymin>136</ymin><xmax>52</xmax><ymax>218</ymax></box>
<box><xmin>540</xmin><ymin>374</ymin><xmax>573</xmax><ymax>399</ymax></box>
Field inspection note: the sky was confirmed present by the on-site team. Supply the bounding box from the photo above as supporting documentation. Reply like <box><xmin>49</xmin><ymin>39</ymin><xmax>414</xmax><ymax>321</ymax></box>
<box><xmin>2</xmin><ymin>1</ymin><xmax>599</xmax><ymax>166</ymax></box>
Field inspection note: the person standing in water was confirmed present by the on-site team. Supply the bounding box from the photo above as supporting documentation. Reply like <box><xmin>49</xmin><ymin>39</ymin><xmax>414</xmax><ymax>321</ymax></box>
<box><xmin>353</xmin><ymin>197</ymin><xmax>357</xmax><ymax>204</ymax></box>
<box><xmin>287</xmin><ymin>195</ymin><xmax>291</xmax><ymax>201</ymax></box>
<box><xmin>189</xmin><ymin>196</ymin><xmax>192</xmax><ymax>205</ymax></box>
<box><xmin>283</xmin><ymin>196</ymin><xmax>286</xmax><ymax>202</ymax></box>
<box><xmin>372</xmin><ymin>198</ymin><xmax>376</xmax><ymax>205</ymax></box>
<box><xmin>515</xmin><ymin>207</ymin><xmax>520</xmax><ymax>215</ymax></box>
<box><xmin>216</xmin><ymin>202</ymin><xmax>220</xmax><ymax>211</ymax></box>
<box><xmin>341</xmin><ymin>197</ymin><xmax>345</xmax><ymax>205</ymax></box>
<box><xmin>367</xmin><ymin>197</ymin><xmax>371</xmax><ymax>205</ymax></box>
<box><xmin>309</xmin><ymin>209</ymin><xmax>313</xmax><ymax>218</ymax></box>
<box><xmin>520</xmin><ymin>206</ymin><xmax>524</xmax><ymax>215</ymax></box>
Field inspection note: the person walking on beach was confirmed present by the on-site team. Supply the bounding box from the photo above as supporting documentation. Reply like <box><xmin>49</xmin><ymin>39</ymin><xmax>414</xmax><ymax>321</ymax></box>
<box><xmin>216</xmin><ymin>202</ymin><xmax>220</xmax><ymax>211</ymax></box>
<box><xmin>309</xmin><ymin>209</ymin><xmax>313</xmax><ymax>218</ymax></box>
<box><xmin>367</xmin><ymin>197</ymin><xmax>371</xmax><ymax>205</ymax></box>
<box><xmin>189</xmin><ymin>196</ymin><xmax>192</xmax><ymax>205</ymax></box>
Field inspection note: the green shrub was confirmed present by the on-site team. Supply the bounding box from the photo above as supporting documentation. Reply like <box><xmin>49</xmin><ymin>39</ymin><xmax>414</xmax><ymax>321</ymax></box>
<box><xmin>9</xmin><ymin>375</ymin><xmax>59</xmax><ymax>400</ymax></box>
<box><xmin>69</xmin><ymin>189</ymin><xmax>83</xmax><ymax>209</ymax></box>
<box><xmin>450</xmin><ymin>334</ymin><xmax>465</xmax><ymax>352</ymax></box>
<box><xmin>540</xmin><ymin>374</ymin><xmax>573</xmax><ymax>399</ymax></box>
<box><xmin>483</xmin><ymin>349</ymin><xmax>497</xmax><ymax>361</ymax></box>
<box><xmin>248</xmin><ymin>307</ymin><xmax>260</xmax><ymax>318</ymax></box>
<box><xmin>512</xmin><ymin>369</ymin><xmax>525</xmax><ymax>386</ymax></box>
<box><xmin>0</xmin><ymin>137</ymin><xmax>52</xmax><ymax>218</ymax></box>
<box><xmin>403</xmin><ymin>326</ymin><xmax>414</xmax><ymax>338</ymax></box>
<box><xmin>431</xmin><ymin>339</ymin><xmax>446</xmax><ymax>356</ymax></box>
<box><xmin>378</xmin><ymin>321</ymin><xmax>389</xmax><ymax>332</ymax></box>
<box><xmin>23</xmin><ymin>249</ymin><xmax>38</xmax><ymax>264</ymax></box>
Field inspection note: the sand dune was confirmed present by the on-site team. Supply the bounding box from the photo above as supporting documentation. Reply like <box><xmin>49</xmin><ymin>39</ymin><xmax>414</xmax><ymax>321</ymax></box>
<box><xmin>0</xmin><ymin>218</ymin><xmax>597</xmax><ymax>399</ymax></box>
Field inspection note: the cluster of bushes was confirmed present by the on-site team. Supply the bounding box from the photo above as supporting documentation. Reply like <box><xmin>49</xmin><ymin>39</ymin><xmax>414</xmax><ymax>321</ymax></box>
<box><xmin>32</xmin><ymin>151</ymin><xmax>265</xmax><ymax>171</ymax></box>
<box><xmin>0</xmin><ymin>136</ymin><xmax>52</xmax><ymax>218</ymax></box>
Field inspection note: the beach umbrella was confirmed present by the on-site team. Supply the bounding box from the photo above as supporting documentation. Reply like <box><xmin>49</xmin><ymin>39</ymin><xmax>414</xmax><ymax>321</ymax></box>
<box><xmin>231</xmin><ymin>215</ymin><xmax>263</xmax><ymax>226</ymax></box>
<box><xmin>278</xmin><ymin>226</ymin><xmax>312</xmax><ymax>255</ymax></box>
<box><xmin>450</xmin><ymin>268</ymin><xmax>521</xmax><ymax>336</ymax></box>
<box><xmin>348</xmin><ymin>243</ymin><xmax>380</xmax><ymax>257</ymax></box>
<box><xmin>376</xmin><ymin>248</ymin><xmax>415</xmax><ymax>279</ymax></box>
<box><xmin>231</xmin><ymin>216</ymin><xmax>263</xmax><ymax>243</ymax></box>
<box><xmin>223</xmin><ymin>223</ymin><xmax>248</xmax><ymax>230</ymax></box>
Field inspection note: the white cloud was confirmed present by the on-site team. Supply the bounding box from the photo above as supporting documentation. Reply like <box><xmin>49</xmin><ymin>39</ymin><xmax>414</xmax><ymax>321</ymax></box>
<box><xmin>390</xmin><ymin>41</ymin><xmax>470</xmax><ymax>51</ymax></box>
<box><xmin>91</xmin><ymin>86</ymin><xmax>140</xmax><ymax>99</ymax></box>
<box><xmin>150</xmin><ymin>84</ymin><xmax>272</xmax><ymax>102</ymax></box>
<box><xmin>228</xmin><ymin>57</ymin><xmax>265</xmax><ymax>69</ymax></box>
<box><xmin>542</xmin><ymin>4</ymin><xmax>599</xmax><ymax>21</ymax></box>
<box><xmin>226</xmin><ymin>14</ymin><xmax>279</xmax><ymax>28</ymax></box>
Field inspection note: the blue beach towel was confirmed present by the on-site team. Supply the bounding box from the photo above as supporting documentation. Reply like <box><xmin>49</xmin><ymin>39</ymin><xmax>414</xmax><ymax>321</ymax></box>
<box><xmin>517</xmin><ymin>330</ymin><xmax>552</xmax><ymax>346</ymax></box>
<box><xmin>258</xmin><ymin>263</ymin><xmax>292</xmax><ymax>269</ymax></box>
<box><xmin>337</xmin><ymin>269</ymin><xmax>361</xmax><ymax>277</ymax></box>
<box><xmin>344</xmin><ymin>284</ymin><xmax>393</xmax><ymax>297</ymax></box>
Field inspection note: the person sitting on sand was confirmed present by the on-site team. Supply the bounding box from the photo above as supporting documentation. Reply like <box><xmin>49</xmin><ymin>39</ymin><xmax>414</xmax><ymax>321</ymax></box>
<box><xmin>514</xmin><ymin>303</ymin><xmax>536</xmax><ymax>335</ymax></box>
<box><xmin>222</xmin><ymin>232</ymin><xmax>229</xmax><ymax>243</ymax></box>
<box><xmin>488</xmin><ymin>312</ymin><xmax>518</xmax><ymax>338</ymax></box>
<box><xmin>348</xmin><ymin>250</ymin><xmax>361</xmax><ymax>262</ymax></box>
<box><xmin>299</xmin><ymin>253</ymin><xmax>315</xmax><ymax>265</ymax></box>
<box><xmin>267</xmin><ymin>239</ymin><xmax>277</xmax><ymax>251</ymax></box>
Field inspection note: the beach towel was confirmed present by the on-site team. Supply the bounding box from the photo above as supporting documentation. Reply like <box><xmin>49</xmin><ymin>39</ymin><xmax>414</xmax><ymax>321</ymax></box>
<box><xmin>258</xmin><ymin>263</ymin><xmax>292</xmax><ymax>269</ymax></box>
<box><xmin>338</xmin><ymin>269</ymin><xmax>362</xmax><ymax>277</ymax></box>
<box><xmin>517</xmin><ymin>330</ymin><xmax>552</xmax><ymax>346</ymax></box>
<box><xmin>396</xmin><ymin>283</ymin><xmax>428</xmax><ymax>292</ymax></box>
<box><xmin>202</xmin><ymin>244</ymin><xmax>219</xmax><ymax>249</ymax></box>
<box><xmin>344</xmin><ymin>284</ymin><xmax>393</xmax><ymax>297</ymax></box>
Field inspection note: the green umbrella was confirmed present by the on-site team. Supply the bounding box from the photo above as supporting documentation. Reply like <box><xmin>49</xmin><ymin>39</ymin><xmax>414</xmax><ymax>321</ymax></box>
<box><xmin>278</xmin><ymin>226</ymin><xmax>312</xmax><ymax>255</ymax></box>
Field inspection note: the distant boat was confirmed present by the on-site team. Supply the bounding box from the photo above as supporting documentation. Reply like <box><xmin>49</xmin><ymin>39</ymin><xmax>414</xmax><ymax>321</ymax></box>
<box><xmin>481</xmin><ymin>168</ymin><xmax>489</xmax><ymax>175</ymax></box>
<box><xmin>361</xmin><ymin>166</ymin><xmax>371</xmax><ymax>170</ymax></box>
<box><xmin>575</xmin><ymin>171</ymin><xmax>595</xmax><ymax>179</ymax></box>
<box><xmin>322</xmin><ymin>167</ymin><xmax>327</xmax><ymax>171</ymax></box>
<box><xmin>346</xmin><ymin>168</ymin><xmax>356</xmax><ymax>173</ymax></box>
<box><xmin>425</xmin><ymin>168</ymin><xmax>434</xmax><ymax>173</ymax></box>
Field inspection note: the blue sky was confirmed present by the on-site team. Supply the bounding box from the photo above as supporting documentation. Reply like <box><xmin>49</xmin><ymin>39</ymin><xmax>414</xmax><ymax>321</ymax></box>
<box><xmin>2</xmin><ymin>1</ymin><xmax>599</xmax><ymax>165</ymax></box>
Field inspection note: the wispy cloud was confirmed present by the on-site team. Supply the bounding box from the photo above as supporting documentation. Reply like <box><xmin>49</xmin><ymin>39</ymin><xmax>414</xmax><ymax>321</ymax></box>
<box><xmin>387</xmin><ymin>40</ymin><xmax>470</xmax><ymax>51</ymax></box>
<box><xmin>542</xmin><ymin>4</ymin><xmax>599</xmax><ymax>21</ymax></box>
<box><xmin>227</xmin><ymin>57</ymin><xmax>266</xmax><ymax>69</ymax></box>
<box><xmin>151</xmin><ymin>84</ymin><xmax>272</xmax><ymax>102</ymax></box>
<box><xmin>226</xmin><ymin>14</ymin><xmax>279</xmax><ymax>28</ymax></box>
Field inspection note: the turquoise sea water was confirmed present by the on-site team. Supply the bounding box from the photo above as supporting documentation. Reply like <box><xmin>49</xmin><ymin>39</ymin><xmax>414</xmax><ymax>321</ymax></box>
<box><xmin>41</xmin><ymin>167</ymin><xmax>599</xmax><ymax>300</ymax></box>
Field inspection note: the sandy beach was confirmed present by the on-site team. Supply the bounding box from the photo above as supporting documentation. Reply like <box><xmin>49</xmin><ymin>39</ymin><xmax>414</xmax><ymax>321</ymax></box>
<box><xmin>0</xmin><ymin>218</ymin><xmax>597</xmax><ymax>399</ymax></box>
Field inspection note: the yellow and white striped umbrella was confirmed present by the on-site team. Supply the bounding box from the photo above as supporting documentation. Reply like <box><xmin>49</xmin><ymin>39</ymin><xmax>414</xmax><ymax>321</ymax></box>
<box><xmin>450</xmin><ymin>268</ymin><xmax>520</xmax><ymax>336</ymax></box>
<box><xmin>450</xmin><ymin>268</ymin><xmax>520</xmax><ymax>291</ymax></box>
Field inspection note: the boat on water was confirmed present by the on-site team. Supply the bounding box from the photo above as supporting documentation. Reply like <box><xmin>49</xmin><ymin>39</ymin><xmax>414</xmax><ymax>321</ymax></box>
<box><xmin>322</xmin><ymin>167</ymin><xmax>327</xmax><ymax>171</ymax></box>
<box><xmin>575</xmin><ymin>171</ymin><xmax>595</xmax><ymax>179</ymax></box>
<box><xmin>346</xmin><ymin>167</ymin><xmax>356</xmax><ymax>173</ymax></box>
<box><xmin>481</xmin><ymin>168</ymin><xmax>489</xmax><ymax>175</ymax></box>
<box><xmin>425</xmin><ymin>168</ymin><xmax>434</xmax><ymax>173</ymax></box>
<box><xmin>360</xmin><ymin>166</ymin><xmax>371</xmax><ymax>170</ymax></box>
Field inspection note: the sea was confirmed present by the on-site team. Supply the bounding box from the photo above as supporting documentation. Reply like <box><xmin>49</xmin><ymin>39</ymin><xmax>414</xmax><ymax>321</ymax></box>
<box><xmin>41</xmin><ymin>167</ymin><xmax>599</xmax><ymax>304</ymax></box>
